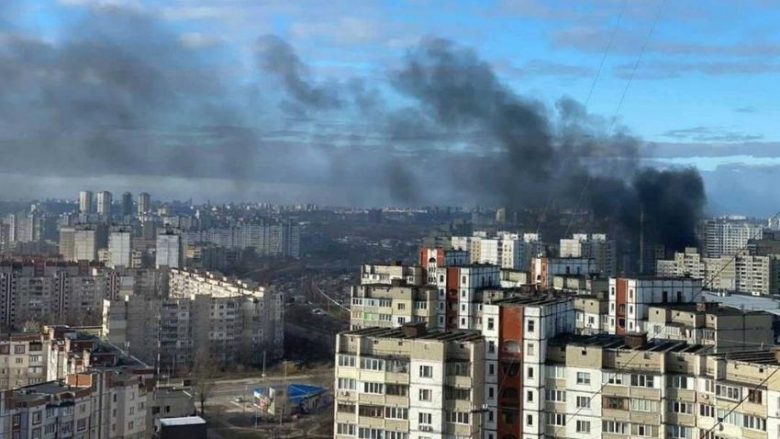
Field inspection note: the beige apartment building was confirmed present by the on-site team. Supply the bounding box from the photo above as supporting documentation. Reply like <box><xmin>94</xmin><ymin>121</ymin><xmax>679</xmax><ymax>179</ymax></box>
<box><xmin>350</xmin><ymin>282</ymin><xmax>439</xmax><ymax>330</ymax></box>
<box><xmin>334</xmin><ymin>325</ymin><xmax>485</xmax><ymax>439</ymax></box>
<box><xmin>360</xmin><ymin>263</ymin><xmax>425</xmax><ymax>286</ymax></box>
<box><xmin>542</xmin><ymin>332</ymin><xmax>780</xmax><ymax>439</ymax></box>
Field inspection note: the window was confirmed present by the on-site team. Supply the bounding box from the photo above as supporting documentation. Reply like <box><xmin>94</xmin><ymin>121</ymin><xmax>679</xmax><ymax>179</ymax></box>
<box><xmin>31</xmin><ymin>411</ymin><xmax>41</xmax><ymax>425</ymax></box>
<box><xmin>13</xmin><ymin>345</ymin><xmax>25</xmax><ymax>354</ymax></box>
<box><xmin>671</xmin><ymin>375</ymin><xmax>689</xmax><ymax>389</ymax></box>
<box><xmin>630</xmin><ymin>374</ymin><xmax>654</xmax><ymax>388</ymax></box>
<box><xmin>386</xmin><ymin>384</ymin><xmax>408</xmax><ymax>396</ymax></box>
<box><xmin>384</xmin><ymin>407</ymin><xmax>408</xmax><ymax>419</ymax></box>
<box><xmin>526</xmin><ymin>343</ymin><xmax>535</xmax><ymax>356</ymax></box>
<box><xmin>748</xmin><ymin>389</ymin><xmax>763</xmax><ymax>404</ymax></box>
<box><xmin>526</xmin><ymin>391</ymin><xmax>533</xmax><ymax>402</ymax></box>
<box><xmin>575</xmin><ymin>420</ymin><xmax>590</xmax><ymax>433</ymax></box>
<box><xmin>743</xmin><ymin>415</ymin><xmax>767</xmax><ymax>431</ymax></box>
<box><xmin>630</xmin><ymin>399</ymin><xmax>657</xmax><ymax>412</ymax></box>
<box><xmin>633</xmin><ymin>424</ymin><xmax>653</xmax><ymax>437</ymax></box>
<box><xmin>546</xmin><ymin>365</ymin><xmax>565</xmax><ymax>379</ymax></box>
<box><xmin>419</xmin><ymin>365</ymin><xmax>434</xmax><ymax>378</ymax></box>
<box><xmin>360</xmin><ymin>357</ymin><xmax>383</xmax><ymax>371</ymax></box>
<box><xmin>446</xmin><ymin>412</ymin><xmax>470</xmax><ymax>424</ymax></box>
<box><xmin>419</xmin><ymin>389</ymin><xmax>432</xmax><ymax>401</ymax></box>
<box><xmin>337</xmin><ymin>403</ymin><xmax>355</xmax><ymax>413</ymax></box>
<box><xmin>418</xmin><ymin>412</ymin><xmax>432</xmax><ymax>425</ymax></box>
<box><xmin>603</xmin><ymin>421</ymin><xmax>628</xmax><ymax>434</ymax></box>
<box><xmin>363</xmin><ymin>382</ymin><xmax>383</xmax><ymax>394</ymax></box>
<box><xmin>699</xmin><ymin>404</ymin><xmax>715</xmax><ymax>417</ymax></box>
<box><xmin>668</xmin><ymin>425</ymin><xmax>691</xmax><ymax>438</ymax></box>
<box><xmin>527</xmin><ymin>367</ymin><xmax>534</xmax><ymax>379</ymax></box>
<box><xmin>358</xmin><ymin>405</ymin><xmax>383</xmax><ymax>417</ymax></box>
<box><xmin>715</xmin><ymin>384</ymin><xmax>740</xmax><ymax>401</ymax></box>
<box><xmin>488</xmin><ymin>341</ymin><xmax>496</xmax><ymax>353</ymax></box>
<box><xmin>669</xmin><ymin>401</ymin><xmax>693</xmax><ymax>414</ymax></box>
<box><xmin>545</xmin><ymin>389</ymin><xmax>565</xmax><ymax>402</ymax></box>
<box><xmin>487</xmin><ymin>318</ymin><xmax>495</xmax><ymax>330</ymax></box>
<box><xmin>576</xmin><ymin>396</ymin><xmax>590</xmax><ymax>409</ymax></box>
<box><xmin>527</xmin><ymin>320</ymin><xmax>535</xmax><ymax>332</ymax></box>
<box><xmin>547</xmin><ymin>413</ymin><xmax>565</xmax><ymax>426</ymax></box>
<box><xmin>337</xmin><ymin>378</ymin><xmax>356</xmax><ymax>390</ymax></box>
<box><xmin>576</xmin><ymin>372</ymin><xmax>591</xmax><ymax>385</ymax></box>
<box><xmin>337</xmin><ymin>423</ymin><xmax>356</xmax><ymax>436</ymax></box>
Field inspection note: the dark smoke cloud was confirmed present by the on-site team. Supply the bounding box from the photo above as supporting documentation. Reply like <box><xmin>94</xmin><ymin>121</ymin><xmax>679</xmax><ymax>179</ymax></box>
<box><xmin>258</xmin><ymin>36</ymin><xmax>706</xmax><ymax>251</ymax></box>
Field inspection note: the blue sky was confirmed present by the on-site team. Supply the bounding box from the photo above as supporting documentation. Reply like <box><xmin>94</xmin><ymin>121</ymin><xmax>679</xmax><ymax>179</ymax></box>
<box><xmin>2</xmin><ymin>0</ymin><xmax>780</xmax><ymax>213</ymax></box>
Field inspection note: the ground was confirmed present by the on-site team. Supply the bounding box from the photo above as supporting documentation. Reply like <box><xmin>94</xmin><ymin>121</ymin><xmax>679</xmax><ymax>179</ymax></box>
<box><xmin>202</xmin><ymin>366</ymin><xmax>335</xmax><ymax>438</ymax></box>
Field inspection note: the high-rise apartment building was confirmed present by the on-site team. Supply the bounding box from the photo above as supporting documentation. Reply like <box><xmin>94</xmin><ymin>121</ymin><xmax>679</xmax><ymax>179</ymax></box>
<box><xmin>109</xmin><ymin>229</ymin><xmax>133</xmax><ymax>268</ymax></box>
<box><xmin>334</xmin><ymin>325</ymin><xmax>485</xmax><ymax>439</ymax></box>
<box><xmin>0</xmin><ymin>369</ymin><xmax>149</xmax><ymax>439</ymax></box>
<box><xmin>180</xmin><ymin>220</ymin><xmax>301</xmax><ymax>258</ymax></box>
<box><xmin>137</xmin><ymin>192</ymin><xmax>151</xmax><ymax>216</ymax></box>
<box><xmin>350</xmin><ymin>283</ymin><xmax>439</xmax><ymax>330</ymax></box>
<box><xmin>105</xmin><ymin>268</ymin><xmax>283</xmax><ymax>372</ymax></box>
<box><xmin>607</xmin><ymin>277</ymin><xmax>701</xmax><ymax>335</ymax></box>
<box><xmin>560</xmin><ymin>233</ymin><xmax>617</xmax><ymax>275</ymax></box>
<box><xmin>155</xmin><ymin>231</ymin><xmax>181</xmax><ymax>268</ymax></box>
<box><xmin>96</xmin><ymin>191</ymin><xmax>112</xmax><ymax>216</ymax></box>
<box><xmin>121</xmin><ymin>192</ymin><xmax>133</xmax><ymax>217</ymax></box>
<box><xmin>79</xmin><ymin>190</ymin><xmax>93</xmax><ymax>214</ymax></box>
<box><xmin>656</xmin><ymin>248</ymin><xmax>776</xmax><ymax>295</ymax></box>
<box><xmin>452</xmin><ymin>231</ymin><xmax>543</xmax><ymax>270</ymax></box>
<box><xmin>701</xmin><ymin>217</ymin><xmax>764</xmax><ymax>258</ymax></box>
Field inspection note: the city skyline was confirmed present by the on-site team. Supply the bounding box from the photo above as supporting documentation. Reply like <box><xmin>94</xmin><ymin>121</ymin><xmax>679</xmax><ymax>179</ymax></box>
<box><xmin>0</xmin><ymin>1</ymin><xmax>778</xmax><ymax>214</ymax></box>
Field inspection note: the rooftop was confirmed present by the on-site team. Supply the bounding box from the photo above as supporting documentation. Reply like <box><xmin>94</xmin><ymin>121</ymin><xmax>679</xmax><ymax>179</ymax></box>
<box><xmin>342</xmin><ymin>326</ymin><xmax>483</xmax><ymax>342</ymax></box>
<box><xmin>549</xmin><ymin>333</ymin><xmax>712</xmax><ymax>354</ymax></box>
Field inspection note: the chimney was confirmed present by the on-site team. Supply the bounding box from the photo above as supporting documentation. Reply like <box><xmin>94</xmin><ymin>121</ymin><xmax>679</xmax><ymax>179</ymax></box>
<box><xmin>624</xmin><ymin>332</ymin><xmax>648</xmax><ymax>350</ymax></box>
<box><xmin>401</xmin><ymin>322</ymin><xmax>427</xmax><ymax>338</ymax></box>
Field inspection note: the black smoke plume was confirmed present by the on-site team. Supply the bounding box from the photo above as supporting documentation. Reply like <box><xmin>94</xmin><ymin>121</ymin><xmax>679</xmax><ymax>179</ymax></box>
<box><xmin>257</xmin><ymin>36</ymin><xmax>706</xmax><ymax>251</ymax></box>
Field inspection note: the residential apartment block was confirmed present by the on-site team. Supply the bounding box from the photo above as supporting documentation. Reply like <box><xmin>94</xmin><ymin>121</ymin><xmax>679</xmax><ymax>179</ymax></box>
<box><xmin>105</xmin><ymin>268</ymin><xmax>283</xmax><ymax>372</ymax></box>
<box><xmin>334</xmin><ymin>325</ymin><xmax>485</xmax><ymax>439</ymax></box>
<box><xmin>657</xmin><ymin>248</ymin><xmax>776</xmax><ymax>295</ymax></box>
<box><xmin>350</xmin><ymin>282</ymin><xmax>438</xmax><ymax>330</ymax></box>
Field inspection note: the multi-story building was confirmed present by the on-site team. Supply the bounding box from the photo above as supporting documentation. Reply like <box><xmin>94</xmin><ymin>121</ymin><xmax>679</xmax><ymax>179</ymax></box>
<box><xmin>79</xmin><ymin>191</ymin><xmax>94</xmax><ymax>214</ymax></box>
<box><xmin>701</xmin><ymin>217</ymin><xmax>764</xmax><ymax>258</ymax></box>
<box><xmin>573</xmin><ymin>293</ymin><xmax>609</xmax><ymax>335</ymax></box>
<box><xmin>542</xmin><ymin>333</ymin><xmax>780</xmax><ymax>439</ymax></box>
<box><xmin>646</xmin><ymin>302</ymin><xmax>774</xmax><ymax>352</ymax></box>
<box><xmin>607</xmin><ymin>277</ymin><xmax>701</xmax><ymax>335</ymax></box>
<box><xmin>657</xmin><ymin>248</ymin><xmax>775</xmax><ymax>295</ymax></box>
<box><xmin>350</xmin><ymin>282</ymin><xmax>438</xmax><ymax>330</ymax></box>
<box><xmin>96</xmin><ymin>191</ymin><xmax>112</xmax><ymax>217</ymax></box>
<box><xmin>333</xmin><ymin>325</ymin><xmax>485</xmax><ymax>439</ymax></box>
<box><xmin>531</xmin><ymin>257</ymin><xmax>597</xmax><ymax>289</ymax></box>
<box><xmin>0</xmin><ymin>328</ymin><xmax>91</xmax><ymax>391</ymax></box>
<box><xmin>431</xmin><ymin>264</ymin><xmax>500</xmax><ymax>330</ymax></box>
<box><xmin>0</xmin><ymin>368</ymin><xmax>150</xmax><ymax>438</ymax></box>
<box><xmin>180</xmin><ymin>220</ymin><xmax>301</xmax><ymax>259</ymax></box>
<box><xmin>105</xmin><ymin>268</ymin><xmax>283</xmax><ymax>372</ymax></box>
<box><xmin>156</xmin><ymin>231</ymin><xmax>181</xmax><ymax>269</ymax></box>
<box><xmin>360</xmin><ymin>263</ymin><xmax>424</xmax><ymax>286</ymax></box>
<box><xmin>480</xmin><ymin>295</ymin><xmax>575</xmax><ymax>439</ymax></box>
<box><xmin>137</xmin><ymin>192</ymin><xmax>151</xmax><ymax>216</ymax></box>
<box><xmin>560</xmin><ymin>233</ymin><xmax>617</xmax><ymax>275</ymax></box>
<box><xmin>109</xmin><ymin>230</ymin><xmax>133</xmax><ymax>268</ymax></box>
<box><xmin>452</xmin><ymin>231</ymin><xmax>543</xmax><ymax>271</ymax></box>
<box><xmin>121</xmin><ymin>192</ymin><xmax>133</xmax><ymax>218</ymax></box>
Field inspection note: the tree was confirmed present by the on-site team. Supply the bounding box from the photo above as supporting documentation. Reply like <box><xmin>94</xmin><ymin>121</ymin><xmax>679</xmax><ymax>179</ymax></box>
<box><xmin>192</xmin><ymin>348</ymin><xmax>217</xmax><ymax>416</ymax></box>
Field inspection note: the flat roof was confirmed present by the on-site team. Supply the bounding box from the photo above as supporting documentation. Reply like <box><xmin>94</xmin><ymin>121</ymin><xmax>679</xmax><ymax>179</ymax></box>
<box><xmin>492</xmin><ymin>295</ymin><xmax>571</xmax><ymax>307</ymax></box>
<box><xmin>342</xmin><ymin>327</ymin><xmax>482</xmax><ymax>342</ymax></box>
<box><xmin>723</xmin><ymin>350</ymin><xmax>780</xmax><ymax>365</ymax></box>
<box><xmin>548</xmin><ymin>333</ymin><xmax>712</xmax><ymax>354</ymax></box>
<box><xmin>160</xmin><ymin>416</ymin><xmax>206</xmax><ymax>426</ymax></box>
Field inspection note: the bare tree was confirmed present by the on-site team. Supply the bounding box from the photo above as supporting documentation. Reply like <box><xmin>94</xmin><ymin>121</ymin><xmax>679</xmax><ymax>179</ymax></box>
<box><xmin>192</xmin><ymin>348</ymin><xmax>217</xmax><ymax>416</ymax></box>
